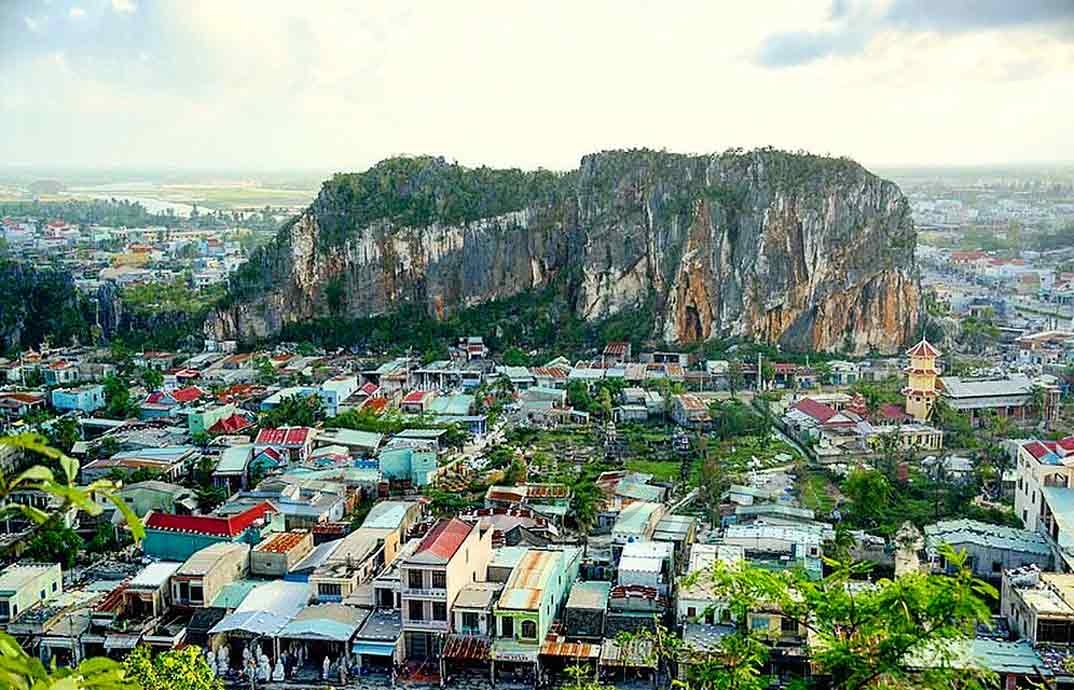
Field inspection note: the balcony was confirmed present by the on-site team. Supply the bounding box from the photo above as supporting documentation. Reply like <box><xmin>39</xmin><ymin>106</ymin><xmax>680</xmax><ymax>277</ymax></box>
<box><xmin>402</xmin><ymin>618</ymin><xmax>449</xmax><ymax>632</ymax></box>
<box><xmin>401</xmin><ymin>587</ymin><xmax>447</xmax><ymax>600</ymax></box>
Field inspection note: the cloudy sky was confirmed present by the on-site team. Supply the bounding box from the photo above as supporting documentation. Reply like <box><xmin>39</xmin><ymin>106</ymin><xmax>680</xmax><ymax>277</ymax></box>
<box><xmin>2</xmin><ymin>0</ymin><xmax>1073</xmax><ymax>172</ymax></box>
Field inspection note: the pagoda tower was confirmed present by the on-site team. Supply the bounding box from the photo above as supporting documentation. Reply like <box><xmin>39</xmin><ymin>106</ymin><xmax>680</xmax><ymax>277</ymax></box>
<box><xmin>903</xmin><ymin>339</ymin><xmax>941</xmax><ymax>422</ymax></box>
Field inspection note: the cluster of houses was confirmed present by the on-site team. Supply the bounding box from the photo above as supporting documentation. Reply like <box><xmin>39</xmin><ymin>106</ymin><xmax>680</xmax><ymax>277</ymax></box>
<box><xmin>0</xmin><ymin>216</ymin><xmax>256</xmax><ymax>291</ymax></box>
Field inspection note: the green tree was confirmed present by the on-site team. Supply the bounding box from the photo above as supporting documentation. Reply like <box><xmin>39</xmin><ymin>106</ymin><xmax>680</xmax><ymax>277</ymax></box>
<box><xmin>501</xmin><ymin>346</ymin><xmax>530</xmax><ymax>366</ymax></box>
<box><xmin>689</xmin><ymin>548</ymin><xmax>995</xmax><ymax>690</ymax></box>
<box><xmin>103</xmin><ymin>375</ymin><xmax>138</xmax><ymax>419</ymax></box>
<box><xmin>727</xmin><ymin>359</ymin><xmax>744</xmax><ymax>398</ymax></box>
<box><xmin>260</xmin><ymin>393</ymin><xmax>324</xmax><ymax>428</ymax></box>
<box><xmin>842</xmin><ymin>467</ymin><xmax>891</xmax><ymax>524</ymax></box>
<box><xmin>124</xmin><ymin>644</ymin><xmax>222</xmax><ymax>690</ymax></box>
<box><xmin>0</xmin><ymin>433</ymin><xmax>144</xmax><ymax>690</ymax></box>
<box><xmin>45</xmin><ymin>416</ymin><xmax>80</xmax><ymax>453</ymax></box>
<box><xmin>253</xmin><ymin>356</ymin><xmax>278</xmax><ymax>385</ymax></box>
<box><xmin>140</xmin><ymin>367</ymin><xmax>164</xmax><ymax>392</ymax></box>
<box><xmin>23</xmin><ymin>518</ymin><xmax>84</xmax><ymax>569</ymax></box>
<box><xmin>566</xmin><ymin>380</ymin><xmax>593</xmax><ymax>412</ymax></box>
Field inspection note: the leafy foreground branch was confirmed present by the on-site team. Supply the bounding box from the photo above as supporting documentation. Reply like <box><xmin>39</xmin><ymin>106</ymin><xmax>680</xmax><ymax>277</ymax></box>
<box><xmin>601</xmin><ymin>546</ymin><xmax>996</xmax><ymax>690</ymax></box>
<box><xmin>0</xmin><ymin>434</ymin><xmax>147</xmax><ymax>690</ymax></box>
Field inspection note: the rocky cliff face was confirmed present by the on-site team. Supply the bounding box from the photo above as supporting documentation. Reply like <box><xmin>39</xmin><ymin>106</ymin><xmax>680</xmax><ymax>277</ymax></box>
<box><xmin>209</xmin><ymin>149</ymin><xmax>920</xmax><ymax>354</ymax></box>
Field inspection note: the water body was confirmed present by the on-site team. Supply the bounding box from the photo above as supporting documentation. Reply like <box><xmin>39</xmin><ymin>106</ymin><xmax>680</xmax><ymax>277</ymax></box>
<box><xmin>62</xmin><ymin>190</ymin><xmax>196</xmax><ymax>217</ymax></box>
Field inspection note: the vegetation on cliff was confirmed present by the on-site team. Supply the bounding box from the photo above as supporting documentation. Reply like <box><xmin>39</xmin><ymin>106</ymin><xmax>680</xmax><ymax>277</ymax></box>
<box><xmin>0</xmin><ymin>259</ymin><xmax>94</xmax><ymax>353</ymax></box>
<box><xmin>316</xmin><ymin>156</ymin><xmax>568</xmax><ymax>244</ymax></box>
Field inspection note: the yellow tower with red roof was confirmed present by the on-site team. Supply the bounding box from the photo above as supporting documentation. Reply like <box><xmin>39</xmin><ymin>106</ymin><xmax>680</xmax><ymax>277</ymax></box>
<box><xmin>903</xmin><ymin>338</ymin><xmax>941</xmax><ymax>422</ymax></box>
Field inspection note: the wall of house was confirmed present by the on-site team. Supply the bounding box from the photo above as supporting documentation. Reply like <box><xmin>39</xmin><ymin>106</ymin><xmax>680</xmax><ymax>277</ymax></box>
<box><xmin>0</xmin><ymin>565</ymin><xmax>61</xmax><ymax>622</ymax></box>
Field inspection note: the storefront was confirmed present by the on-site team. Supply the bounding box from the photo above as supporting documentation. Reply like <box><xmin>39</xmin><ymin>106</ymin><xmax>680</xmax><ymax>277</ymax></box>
<box><xmin>491</xmin><ymin>643</ymin><xmax>539</xmax><ymax>686</ymax></box>
<box><xmin>442</xmin><ymin>635</ymin><xmax>492</xmax><ymax>684</ymax></box>
<box><xmin>539</xmin><ymin>639</ymin><xmax>601</xmax><ymax>686</ymax></box>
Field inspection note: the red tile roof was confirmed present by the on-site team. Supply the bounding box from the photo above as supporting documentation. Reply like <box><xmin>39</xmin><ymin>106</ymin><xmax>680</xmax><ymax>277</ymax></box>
<box><xmin>603</xmin><ymin>342</ymin><xmax>629</xmax><ymax>356</ymax></box>
<box><xmin>255</xmin><ymin>427</ymin><xmax>312</xmax><ymax>447</ymax></box>
<box><xmin>402</xmin><ymin>390</ymin><xmax>431</xmax><ymax>404</ymax></box>
<box><xmin>209</xmin><ymin>413</ymin><xmax>253</xmax><ymax>435</ymax></box>
<box><xmin>1024</xmin><ymin>441</ymin><xmax>1053</xmax><ymax>461</ymax></box>
<box><xmin>145</xmin><ymin>502</ymin><xmax>275</xmax><ymax>537</ymax></box>
<box><xmin>359</xmin><ymin>382</ymin><xmax>380</xmax><ymax>396</ymax></box>
<box><xmin>171</xmin><ymin>386</ymin><xmax>205</xmax><ymax>403</ymax></box>
<box><xmin>413</xmin><ymin>518</ymin><xmax>472</xmax><ymax>562</ymax></box>
<box><xmin>877</xmin><ymin>403</ymin><xmax>909</xmax><ymax>422</ymax></box>
<box><xmin>791</xmin><ymin>398</ymin><xmax>836</xmax><ymax>423</ymax></box>
<box><xmin>1057</xmin><ymin>437</ymin><xmax>1074</xmax><ymax>453</ymax></box>
<box><xmin>364</xmin><ymin>398</ymin><xmax>389</xmax><ymax>414</ymax></box>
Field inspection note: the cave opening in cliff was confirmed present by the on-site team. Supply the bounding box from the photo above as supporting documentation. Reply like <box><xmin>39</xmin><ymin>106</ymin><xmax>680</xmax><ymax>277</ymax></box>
<box><xmin>683</xmin><ymin>303</ymin><xmax>703</xmax><ymax>344</ymax></box>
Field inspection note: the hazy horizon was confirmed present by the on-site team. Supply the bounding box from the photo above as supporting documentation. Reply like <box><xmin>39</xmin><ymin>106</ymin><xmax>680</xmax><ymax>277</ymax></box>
<box><xmin>3</xmin><ymin>1</ymin><xmax>1074</xmax><ymax>172</ymax></box>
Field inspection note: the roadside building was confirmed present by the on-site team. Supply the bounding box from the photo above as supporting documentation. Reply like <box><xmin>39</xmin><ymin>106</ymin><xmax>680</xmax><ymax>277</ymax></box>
<box><xmin>171</xmin><ymin>542</ymin><xmax>250</xmax><ymax>607</ymax></box>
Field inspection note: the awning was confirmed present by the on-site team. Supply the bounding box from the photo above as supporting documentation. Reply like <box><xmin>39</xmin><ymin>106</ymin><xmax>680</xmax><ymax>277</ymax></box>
<box><xmin>276</xmin><ymin>619</ymin><xmax>358</xmax><ymax>643</ymax></box>
<box><xmin>104</xmin><ymin>634</ymin><xmax>141</xmax><ymax>651</ymax></box>
<box><xmin>540</xmin><ymin>640</ymin><xmax>601</xmax><ymax>659</ymax></box>
<box><xmin>443</xmin><ymin>635</ymin><xmax>491</xmax><ymax>661</ymax></box>
<box><xmin>210</xmin><ymin>611</ymin><xmax>291</xmax><ymax>637</ymax></box>
<box><xmin>492</xmin><ymin>645</ymin><xmax>538</xmax><ymax>664</ymax></box>
<box><xmin>599</xmin><ymin>638</ymin><xmax>655</xmax><ymax>669</ymax></box>
<box><xmin>353</xmin><ymin>641</ymin><xmax>397</xmax><ymax>657</ymax></box>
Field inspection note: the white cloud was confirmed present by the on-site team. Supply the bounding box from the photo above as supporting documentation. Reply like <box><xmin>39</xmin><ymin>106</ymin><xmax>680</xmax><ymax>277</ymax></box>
<box><xmin>69</xmin><ymin>7</ymin><xmax>85</xmax><ymax>18</ymax></box>
<box><xmin>2</xmin><ymin>1</ymin><xmax>1073</xmax><ymax>169</ymax></box>
<box><xmin>23</xmin><ymin>15</ymin><xmax>39</xmax><ymax>31</ymax></box>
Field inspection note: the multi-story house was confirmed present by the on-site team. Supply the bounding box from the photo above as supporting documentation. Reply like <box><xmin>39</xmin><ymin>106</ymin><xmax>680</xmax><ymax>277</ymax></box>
<box><xmin>400</xmin><ymin>517</ymin><xmax>493</xmax><ymax>661</ymax></box>
<box><xmin>491</xmin><ymin>548</ymin><xmax>581</xmax><ymax>677</ymax></box>
<box><xmin>1013</xmin><ymin>438</ymin><xmax>1074</xmax><ymax>532</ymax></box>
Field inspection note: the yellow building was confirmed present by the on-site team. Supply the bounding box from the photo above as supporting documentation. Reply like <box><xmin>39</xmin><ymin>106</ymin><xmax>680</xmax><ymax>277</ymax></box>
<box><xmin>903</xmin><ymin>339</ymin><xmax>941</xmax><ymax>422</ymax></box>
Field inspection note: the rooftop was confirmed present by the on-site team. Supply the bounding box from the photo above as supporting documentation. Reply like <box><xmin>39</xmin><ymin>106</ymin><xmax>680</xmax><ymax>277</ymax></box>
<box><xmin>255</xmin><ymin>530</ymin><xmax>309</xmax><ymax>554</ymax></box>
<box><xmin>178</xmin><ymin>542</ymin><xmax>250</xmax><ymax>576</ymax></box>
<box><xmin>498</xmin><ymin>549</ymin><xmax>560</xmax><ymax>611</ymax></box>
<box><xmin>408</xmin><ymin>518</ymin><xmax>473</xmax><ymax>565</ymax></box>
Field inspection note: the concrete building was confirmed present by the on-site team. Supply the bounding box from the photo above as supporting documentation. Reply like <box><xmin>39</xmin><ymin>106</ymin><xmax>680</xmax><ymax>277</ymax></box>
<box><xmin>251</xmin><ymin>530</ymin><xmax>314</xmax><ymax>577</ymax></box>
<box><xmin>923</xmin><ymin>519</ymin><xmax>1052</xmax><ymax>580</ymax></box>
<box><xmin>171</xmin><ymin>542</ymin><xmax>250</xmax><ymax>607</ymax></box>
<box><xmin>0</xmin><ymin>562</ymin><xmax>62</xmax><ymax>623</ymax></box>
<box><xmin>1002</xmin><ymin>565</ymin><xmax>1074</xmax><ymax>644</ymax></box>
<box><xmin>491</xmin><ymin>548</ymin><xmax>581</xmax><ymax>678</ymax></box>
<box><xmin>400</xmin><ymin>518</ymin><xmax>493</xmax><ymax>661</ymax></box>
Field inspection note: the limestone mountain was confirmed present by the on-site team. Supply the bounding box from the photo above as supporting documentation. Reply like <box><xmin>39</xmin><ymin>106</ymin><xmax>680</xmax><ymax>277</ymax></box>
<box><xmin>210</xmin><ymin>148</ymin><xmax>920</xmax><ymax>354</ymax></box>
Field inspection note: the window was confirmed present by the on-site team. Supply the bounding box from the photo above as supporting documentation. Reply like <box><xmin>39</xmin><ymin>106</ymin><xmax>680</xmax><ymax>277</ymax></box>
<box><xmin>520</xmin><ymin>620</ymin><xmax>537</xmax><ymax>639</ymax></box>
<box><xmin>432</xmin><ymin>571</ymin><xmax>446</xmax><ymax>589</ymax></box>
<box><xmin>409</xmin><ymin>600</ymin><xmax>424</xmax><ymax>621</ymax></box>
<box><xmin>992</xmin><ymin>560</ymin><xmax>1003</xmax><ymax>573</ymax></box>
<box><xmin>408</xmin><ymin>570</ymin><xmax>424</xmax><ymax>590</ymax></box>
<box><xmin>686</xmin><ymin>607</ymin><xmax>697</xmax><ymax>619</ymax></box>
<box><xmin>501</xmin><ymin>617</ymin><xmax>514</xmax><ymax>638</ymax></box>
<box><xmin>781</xmin><ymin>617</ymin><xmax>798</xmax><ymax>635</ymax></box>
<box><xmin>51</xmin><ymin>582</ymin><xmax>57</xmax><ymax>592</ymax></box>
<box><xmin>190</xmin><ymin>583</ymin><xmax>204</xmax><ymax>603</ymax></box>
<box><xmin>433</xmin><ymin>602</ymin><xmax>447</xmax><ymax>621</ymax></box>
<box><xmin>750</xmin><ymin>617</ymin><xmax>770</xmax><ymax>631</ymax></box>
<box><xmin>319</xmin><ymin>583</ymin><xmax>343</xmax><ymax>597</ymax></box>
<box><xmin>0</xmin><ymin>601</ymin><xmax>8</xmax><ymax>619</ymax></box>
<box><xmin>461</xmin><ymin>612</ymin><xmax>479</xmax><ymax>632</ymax></box>
<box><xmin>39</xmin><ymin>590</ymin><xmax>45</xmax><ymax>600</ymax></box>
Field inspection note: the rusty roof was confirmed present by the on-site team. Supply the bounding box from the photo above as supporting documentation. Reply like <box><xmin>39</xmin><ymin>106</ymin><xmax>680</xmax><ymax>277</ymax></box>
<box><xmin>442</xmin><ymin>635</ymin><xmax>491</xmax><ymax>661</ymax></box>
<box><xmin>499</xmin><ymin>550</ymin><xmax>559</xmax><ymax>611</ymax></box>
<box><xmin>540</xmin><ymin>639</ymin><xmax>601</xmax><ymax>659</ymax></box>
<box><xmin>255</xmin><ymin>530</ymin><xmax>309</xmax><ymax>554</ymax></box>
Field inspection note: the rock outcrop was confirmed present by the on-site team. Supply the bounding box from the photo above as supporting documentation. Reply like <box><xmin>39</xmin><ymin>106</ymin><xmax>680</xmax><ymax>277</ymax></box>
<box><xmin>209</xmin><ymin>149</ymin><xmax>920</xmax><ymax>354</ymax></box>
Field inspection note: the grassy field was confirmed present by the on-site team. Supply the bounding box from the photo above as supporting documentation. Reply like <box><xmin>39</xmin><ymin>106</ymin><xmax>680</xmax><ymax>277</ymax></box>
<box><xmin>625</xmin><ymin>458</ymin><xmax>682</xmax><ymax>482</ymax></box>
<box><xmin>799</xmin><ymin>469</ymin><xmax>840</xmax><ymax>514</ymax></box>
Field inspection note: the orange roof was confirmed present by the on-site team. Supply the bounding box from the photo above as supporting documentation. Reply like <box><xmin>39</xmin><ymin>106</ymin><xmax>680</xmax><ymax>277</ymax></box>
<box><xmin>905</xmin><ymin>339</ymin><xmax>940</xmax><ymax>358</ymax></box>
<box><xmin>255</xmin><ymin>530</ymin><xmax>308</xmax><ymax>554</ymax></box>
